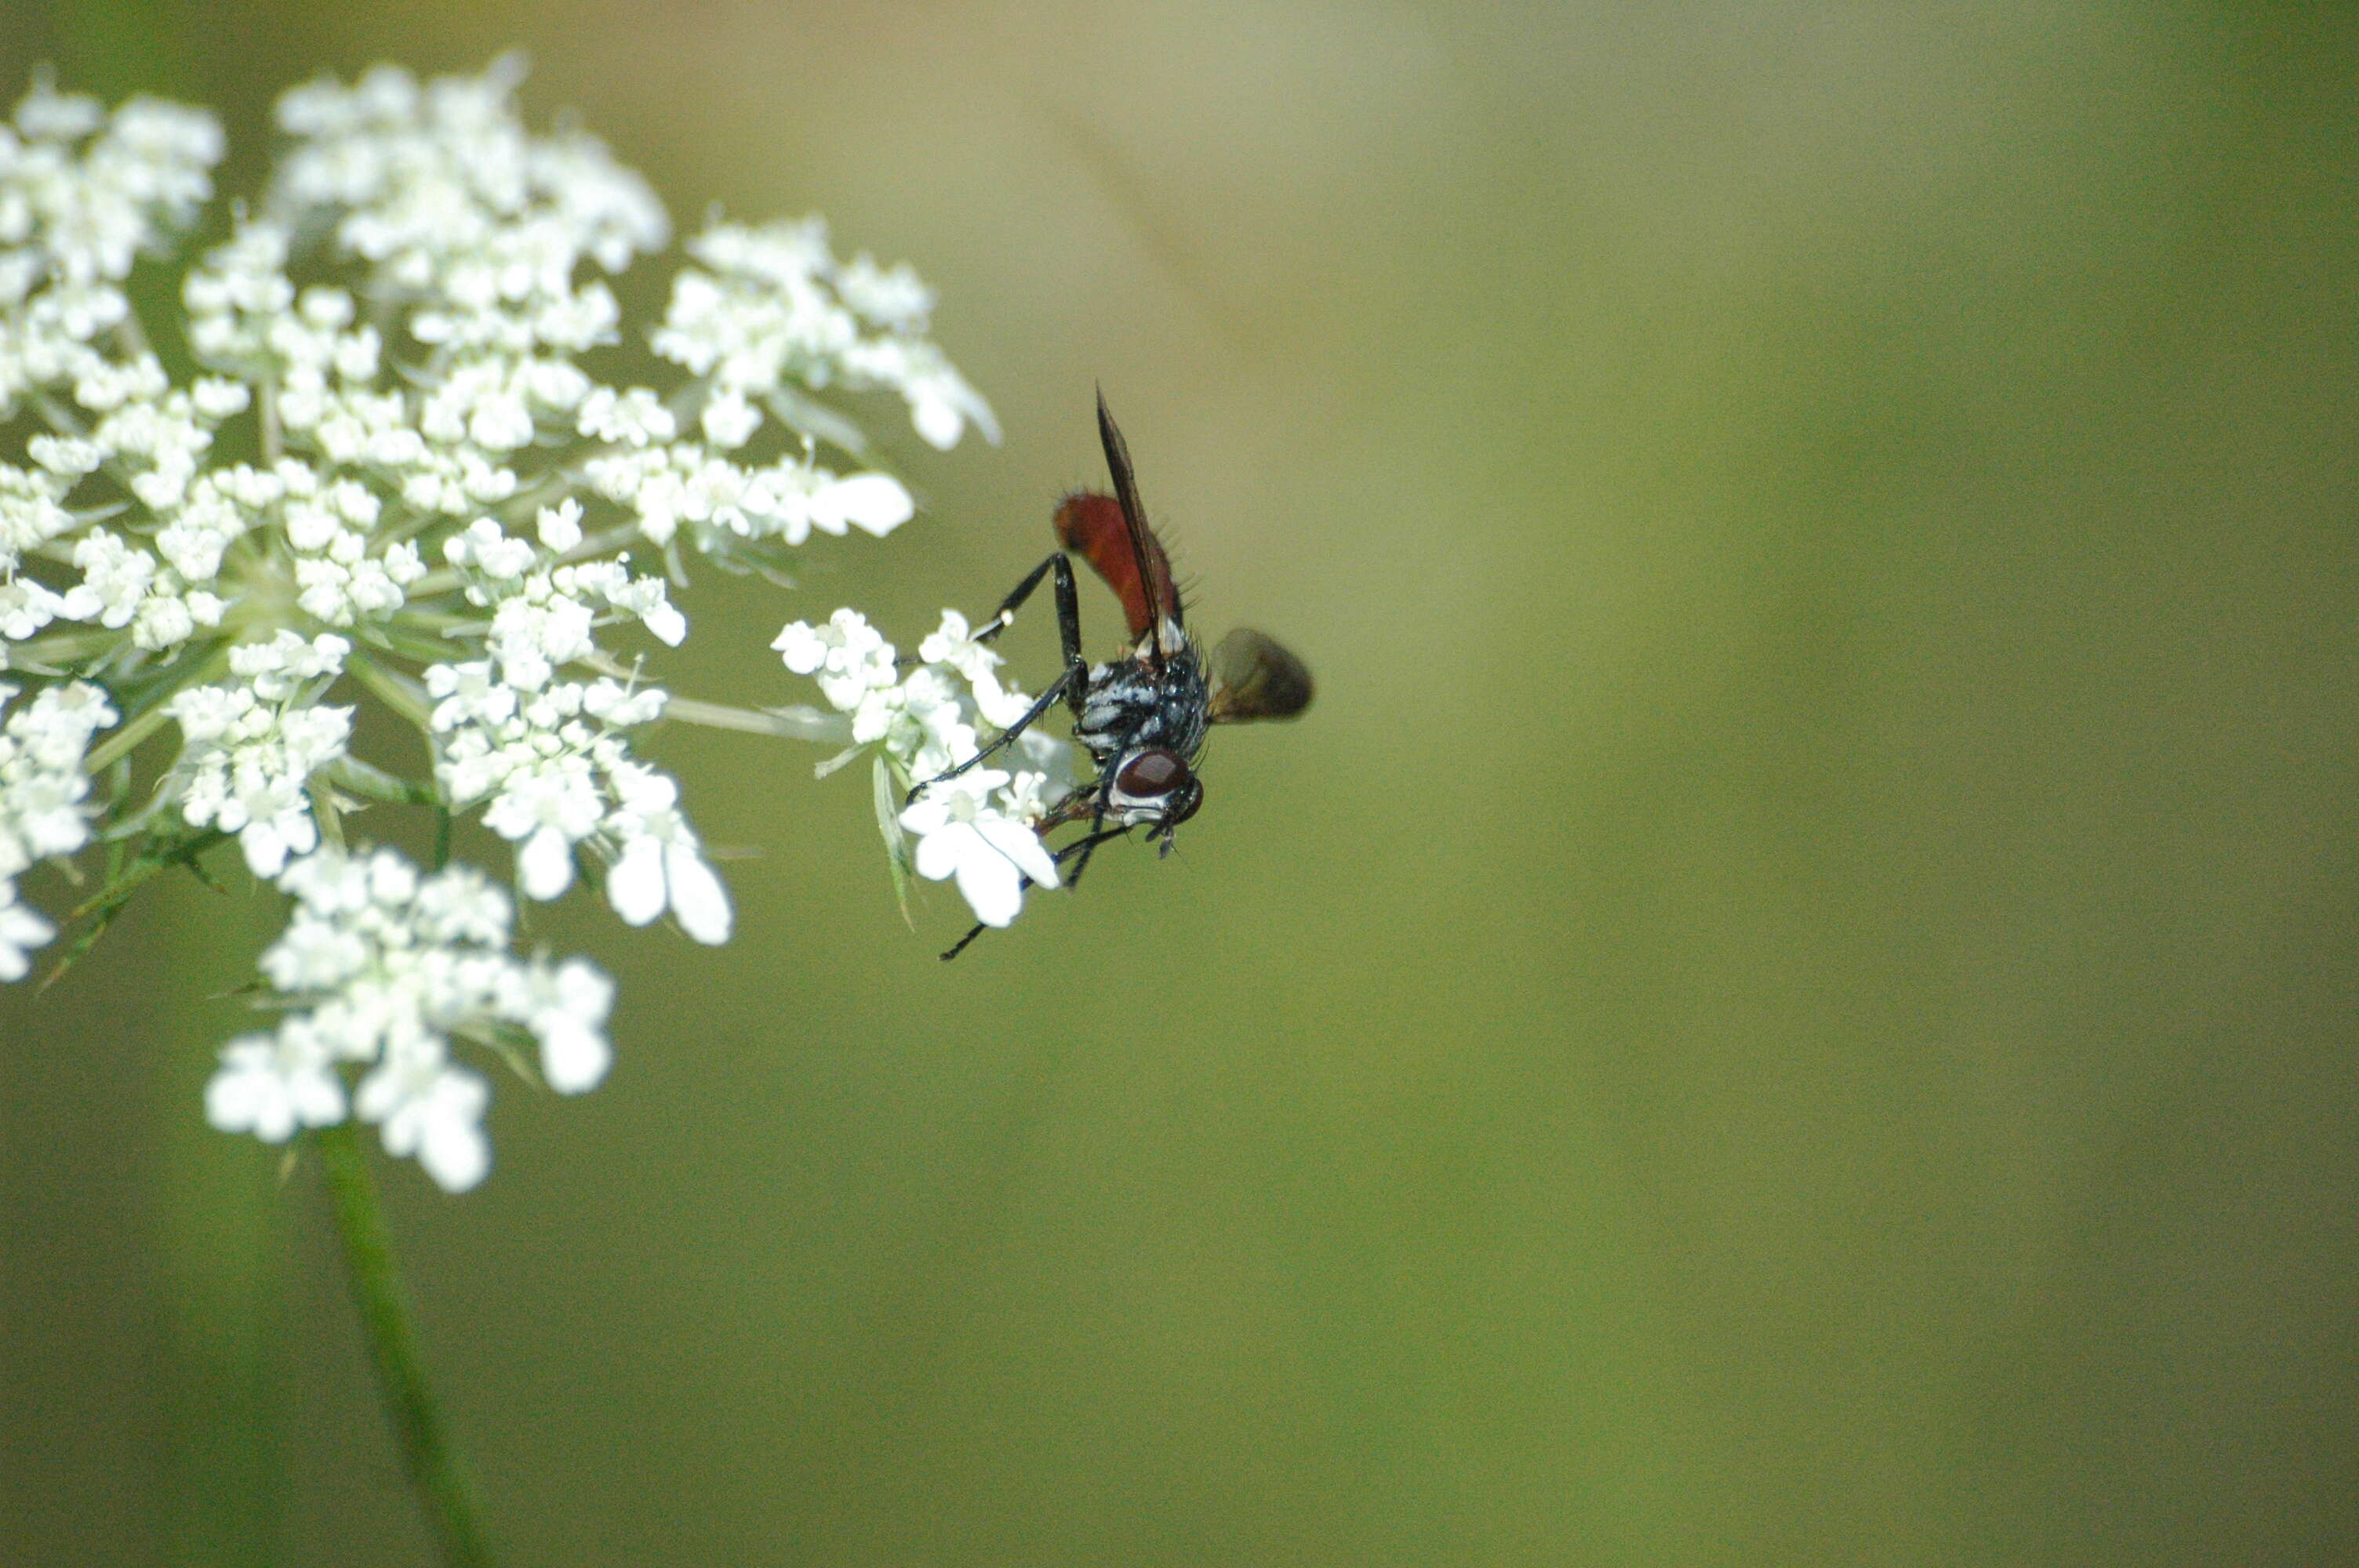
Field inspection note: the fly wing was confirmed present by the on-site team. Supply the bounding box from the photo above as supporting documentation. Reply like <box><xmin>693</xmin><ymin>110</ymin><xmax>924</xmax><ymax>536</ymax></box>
<box><xmin>1208</xmin><ymin>627</ymin><xmax>1314</xmax><ymax>723</ymax></box>
<box><xmin>1095</xmin><ymin>390</ymin><xmax>1184</xmax><ymax>661</ymax></box>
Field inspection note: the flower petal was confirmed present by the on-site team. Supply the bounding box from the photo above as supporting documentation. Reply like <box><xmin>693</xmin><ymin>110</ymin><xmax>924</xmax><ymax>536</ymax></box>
<box><xmin>911</xmin><ymin>821</ymin><xmax>965</xmax><ymax>882</ymax></box>
<box><xmin>664</xmin><ymin>842</ymin><xmax>732</xmax><ymax>945</ymax></box>
<box><xmin>517</xmin><ymin>824</ymin><xmax>576</xmax><ymax>900</ymax></box>
<box><xmin>977</xmin><ymin>816</ymin><xmax>1060</xmax><ymax>890</ymax></box>
<box><xmin>952</xmin><ymin>844</ymin><xmax>1025</xmax><ymax>927</ymax></box>
<box><xmin>605</xmin><ymin>836</ymin><xmax>665</xmax><ymax>926</ymax></box>
<box><xmin>538</xmin><ymin>1012</ymin><xmax>612</xmax><ymax>1094</ymax></box>
<box><xmin>825</xmin><ymin>474</ymin><xmax>914</xmax><ymax>537</ymax></box>
<box><xmin>418</xmin><ymin>1116</ymin><xmax>490</xmax><ymax>1192</ymax></box>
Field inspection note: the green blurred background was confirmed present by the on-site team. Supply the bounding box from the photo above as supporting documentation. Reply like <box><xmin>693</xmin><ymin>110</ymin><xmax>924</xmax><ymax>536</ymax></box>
<box><xmin>5</xmin><ymin>1</ymin><xmax>2356</xmax><ymax>1563</ymax></box>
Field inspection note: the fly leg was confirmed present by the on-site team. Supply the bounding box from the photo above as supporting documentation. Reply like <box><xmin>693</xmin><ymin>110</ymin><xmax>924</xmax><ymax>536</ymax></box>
<box><xmin>907</xmin><ymin>666</ymin><xmax>1078</xmax><ymax>804</ymax></box>
<box><xmin>1056</xmin><ymin>808</ymin><xmax>1125</xmax><ymax>890</ymax></box>
<box><xmin>937</xmin><ymin>819</ymin><xmax>1128</xmax><ymax>961</ymax></box>
<box><xmin>940</xmin><ymin>920</ymin><xmax>994</xmax><ymax>962</ymax></box>
<box><xmin>911</xmin><ymin>553</ymin><xmax>1087</xmax><ymax>803</ymax></box>
<box><xmin>972</xmin><ymin>553</ymin><xmax>1076</xmax><ymax>649</ymax></box>
<box><xmin>997</xmin><ymin>550</ymin><xmax>1084</xmax><ymax>718</ymax></box>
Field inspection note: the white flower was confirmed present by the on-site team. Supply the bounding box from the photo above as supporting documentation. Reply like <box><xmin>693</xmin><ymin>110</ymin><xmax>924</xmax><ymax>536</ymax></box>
<box><xmin>810</xmin><ymin>471</ymin><xmax>914</xmax><ymax>539</ymax></box>
<box><xmin>576</xmin><ymin>385</ymin><xmax>675</xmax><ymax>445</ymax></box>
<box><xmin>0</xmin><ymin>880</ymin><xmax>56</xmax><ymax>981</ymax></box>
<box><xmin>357</xmin><ymin>1042</ymin><xmax>492</xmax><ymax>1193</ymax></box>
<box><xmin>423</xmin><ymin>659</ymin><xmax>515</xmax><ymax>730</ymax></box>
<box><xmin>212</xmin><ymin>846</ymin><xmax>618</xmax><ymax>1190</ymax></box>
<box><xmin>229</xmin><ymin>629</ymin><xmax>349</xmax><ymax>701</ymax></box>
<box><xmin>851</xmin><ymin>666</ymin><xmax>979</xmax><ymax>780</ymax></box>
<box><xmin>521</xmin><ymin>958</ymin><xmax>615</xmax><ymax>1093</ymax></box>
<box><xmin>835</xmin><ymin>253</ymin><xmax>933</xmax><ymax>331</ymax></box>
<box><xmin>998</xmin><ymin>768</ymin><xmax>1063</xmax><ymax>826</ymax></box>
<box><xmin>698</xmin><ymin>389</ymin><xmax>760</xmax><ymax>448</ymax></box>
<box><xmin>60</xmin><ymin>529</ymin><xmax>155</xmax><ymax>627</ymax></box>
<box><xmin>430</xmin><ymin>670</ymin><xmax>681</xmax><ymax>904</ymax></box>
<box><xmin>0</xmin><ymin>465</ymin><xmax>78</xmax><ymax>572</ymax></box>
<box><xmin>778</xmin><ymin>602</ymin><xmax>1080</xmax><ymax>932</ymax></box>
<box><xmin>443</xmin><ymin>515</ymin><xmax>536</xmax><ymax>580</ymax></box>
<box><xmin>0</xmin><ymin>681</ymin><xmax>118</xmax><ymax>886</ymax></box>
<box><xmin>892</xmin><ymin>347</ymin><xmax>998</xmax><ymax>450</ymax></box>
<box><xmin>479</xmin><ymin>751</ymin><xmax>602</xmax><ymax>897</ymax></box>
<box><xmin>0</xmin><ymin>576</ymin><xmax>59</xmax><ymax>645</ymax></box>
<box><xmin>205</xmin><ymin>1018</ymin><xmax>347</xmax><ymax>1142</ymax></box>
<box><xmin>536</xmin><ymin>497</ymin><xmax>583</xmax><ymax>552</ymax></box>
<box><xmin>270</xmin><ymin>58</ymin><xmax>666</xmax><ymax>360</ymax></box>
<box><xmin>918</xmin><ymin>608</ymin><xmax>1032</xmax><ymax>728</ymax></box>
<box><xmin>2</xmin><ymin>77</ymin><xmax>221</xmax><ymax>293</ymax></box>
<box><xmin>916</xmin><ymin>608</ymin><xmax>998</xmax><ymax>680</ymax></box>
<box><xmin>900</xmin><ymin>769</ymin><xmax>1060</xmax><ymax>927</ymax></box>
<box><xmin>772</xmin><ymin>608</ymin><xmax>896</xmax><ymax>710</ymax></box>
<box><xmin>653</xmin><ymin>216</ymin><xmax>996</xmax><ymax>452</ymax></box>
<box><xmin>602</xmin><ymin>764</ymin><xmax>732</xmax><ymax>944</ymax></box>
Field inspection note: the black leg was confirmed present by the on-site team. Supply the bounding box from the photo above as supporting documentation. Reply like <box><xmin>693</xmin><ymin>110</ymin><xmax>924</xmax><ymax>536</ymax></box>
<box><xmin>909</xmin><ymin>662</ymin><xmax>1080</xmax><ymax>803</ymax></box>
<box><xmin>1057</xmin><ymin>815</ymin><xmax>1127</xmax><ymax>890</ymax></box>
<box><xmin>940</xmin><ymin>814</ymin><xmax>1125</xmax><ymax>963</ymax></box>
<box><xmin>1050</xmin><ymin>550</ymin><xmax>1084</xmax><ymax>688</ymax></box>
<box><xmin>941</xmin><ymin>920</ymin><xmax>992</xmax><ymax>961</ymax></box>
<box><xmin>974</xmin><ymin>553</ymin><xmax>1065</xmax><ymax>644</ymax></box>
<box><xmin>1006</xmin><ymin>550</ymin><xmax>1087</xmax><ymax>718</ymax></box>
<box><xmin>911</xmin><ymin>554</ymin><xmax>1089</xmax><ymax>804</ymax></box>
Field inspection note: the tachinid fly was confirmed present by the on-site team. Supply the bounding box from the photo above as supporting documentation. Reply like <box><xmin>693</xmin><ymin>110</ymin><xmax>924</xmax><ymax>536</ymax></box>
<box><xmin>926</xmin><ymin>391</ymin><xmax>1313</xmax><ymax>958</ymax></box>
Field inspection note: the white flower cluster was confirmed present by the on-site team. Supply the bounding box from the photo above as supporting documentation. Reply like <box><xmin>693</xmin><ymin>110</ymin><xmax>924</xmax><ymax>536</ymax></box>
<box><xmin>0</xmin><ymin>73</ymin><xmax>222</xmax><ymax>414</ymax></box>
<box><xmin>271</xmin><ymin>56</ymin><xmax>667</xmax><ymax>358</ymax></box>
<box><xmin>204</xmin><ymin>847</ymin><xmax>614</xmax><ymax>1191</ymax></box>
<box><xmin>652</xmin><ymin>218</ymin><xmax>998</xmax><ymax>452</ymax></box>
<box><xmin>0</xmin><ymin>678</ymin><xmax>114</xmax><ymax>977</ymax></box>
<box><xmin>583</xmin><ymin>223</ymin><xmax>954</xmax><ymax>554</ymax></box>
<box><xmin>775</xmin><ymin>607</ymin><xmax>1070</xmax><ymax>929</ymax></box>
<box><xmin>430</xmin><ymin>661</ymin><xmax>729</xmax><ymax>941</ymax></box>
<box><xmin>0</xmin><ymin>63</ymin><xmax>996</xmax><ymax>1189</ymax></box>
<box><xmin>169</xmin><ymin>630</ymin><xmax>354</xmax><ymax>875</ymax></box>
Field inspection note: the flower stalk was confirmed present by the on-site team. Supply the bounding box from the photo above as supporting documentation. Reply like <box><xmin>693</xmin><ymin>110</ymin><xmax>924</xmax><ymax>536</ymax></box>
<box><xmin>315</xmin><ymin>1120</ymin><xmax>494</xmax><ymax>1568</ymax></box>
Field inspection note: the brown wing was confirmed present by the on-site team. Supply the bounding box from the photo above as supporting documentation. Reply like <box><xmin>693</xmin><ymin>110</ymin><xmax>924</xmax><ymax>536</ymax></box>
<box><xmin>1208</xmin><ymin>628</ymin><xmax>1314</xmax><ymax>722</ymax></box>
<box><xmin>1054</xmin><ymin>390</ymin><xmax>1184</xmax><ymax>662</ymax></box>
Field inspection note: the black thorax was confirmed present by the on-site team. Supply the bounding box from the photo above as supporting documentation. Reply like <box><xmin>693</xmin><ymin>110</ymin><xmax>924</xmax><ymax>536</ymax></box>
<box><xmin>1074</xmin><ymin>631</ymin><xmax>1209</xmax><ymax>771</ymax></box>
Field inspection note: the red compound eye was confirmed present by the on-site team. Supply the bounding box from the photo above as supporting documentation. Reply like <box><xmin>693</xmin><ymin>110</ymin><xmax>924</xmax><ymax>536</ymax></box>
<box><xmin>1114</xmin><ymin>748</ymin><xmax>1190</xmax><ymax>799</ymax></box>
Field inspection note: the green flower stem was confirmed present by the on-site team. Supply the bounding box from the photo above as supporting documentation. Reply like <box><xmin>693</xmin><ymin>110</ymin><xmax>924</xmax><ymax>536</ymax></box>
<box><xmin>257</xmin><ymin>378</ymin><xmax>282</xmax><ymax>464</ymax></box>
<box><xmin>10</xmin><ymin>626</ymin><xmax>126</xmax><ymax>664</ymax></box>
<box><xmin>39</xmin><ymin>826</ymin><xmax>229</xmax><ymax>989</ymax></box>
<box><xmin>345</xmin><ymin>652</ymin><xmax>434</xmax><ymax>727</ymax></box>
<box><xmin>325</xmin><ymin>753</ymin><xmax>441</xmax><ymax>805</ymax></box>
<box><xmin>663</xmin><ymin>695</ymin><xmax>849</xmax><ymax>740</ymax></box>
<box><xmin>114</xmin><ymin>307</ymin><xmax>154</xmax><ymax>362</ymax></box>
<box><xmin>82</xmin><ymin>695</ymin><xmax>180</xmax><ymax>773</ymax></box>
<box><xmin>82</xmin><ymin>644</ymin><xmax>232</xmax><ymax>775</ymax></box>
<box><xmin>308</xmin><ymin>779</ymin><xmax>346</xmax><ymax>852</ymax></box>
<box><xmin>314</xmin><ymin>1123</ymin><xmax>496</xmax><ymax>1568</ymax></box>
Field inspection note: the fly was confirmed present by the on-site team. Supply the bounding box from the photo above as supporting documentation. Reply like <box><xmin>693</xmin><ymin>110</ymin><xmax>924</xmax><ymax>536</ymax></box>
<box><xmin>924</xmin><ymin>390</ymin><xmax>1314</xmax><ymax>958</ymax></box>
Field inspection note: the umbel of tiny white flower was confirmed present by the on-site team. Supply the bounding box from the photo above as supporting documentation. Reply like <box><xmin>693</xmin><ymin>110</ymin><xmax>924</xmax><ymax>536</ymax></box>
<box><xmin>0</xmin><ymin>678</ymin><xmax>117</xmax><ymax>977</ymax></box>
<box><xmin>773</xmin><ymin>607</ymin><xmax>1074</xmax><ymax>931</ymax></box>
<box><xmin>0</xmin><ymin>60</ymin><xmax>995</xmax><ymax>1189</ymax></box>
<box><xmin>205</xmin><ymin>845</ymin><xmax>617</xmax><ymax>1192</ymax></box>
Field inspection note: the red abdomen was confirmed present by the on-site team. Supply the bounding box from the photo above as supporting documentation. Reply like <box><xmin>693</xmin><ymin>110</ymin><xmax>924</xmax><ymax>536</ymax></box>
<box><xmin>1055</xmin><ymin>491</ymin><xmax>1177</xmax><ymax>641</ymax></box>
